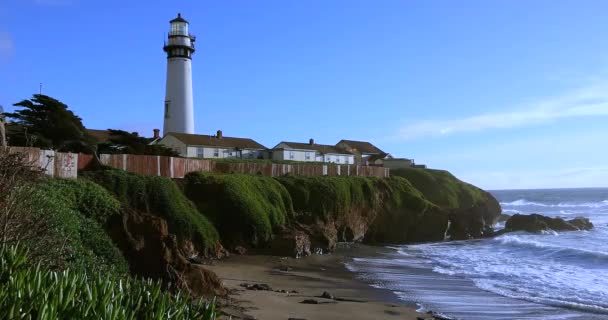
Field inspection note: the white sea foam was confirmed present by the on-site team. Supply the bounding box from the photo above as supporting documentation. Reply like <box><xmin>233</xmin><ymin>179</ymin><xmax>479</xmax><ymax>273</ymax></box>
<box><xmin>348</xmin><ymin>189</ymin><xmax>608</xmax><ymax>319</ymax></box>
<box><xmin>500</xmin><ymin>199</ymin><xmax>608</xmax><ymax>209</ymax></box>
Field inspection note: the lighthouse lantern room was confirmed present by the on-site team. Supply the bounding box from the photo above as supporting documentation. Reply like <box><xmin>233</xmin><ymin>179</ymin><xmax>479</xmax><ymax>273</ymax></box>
<box><xmin>163</xmin><ymin>13</ymin><xmax>196</xmax><ymax>135</ymax></box>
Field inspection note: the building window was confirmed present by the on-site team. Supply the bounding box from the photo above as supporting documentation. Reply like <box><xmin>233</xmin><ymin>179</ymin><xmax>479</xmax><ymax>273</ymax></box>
<box><xmin>305</xmin><ymin>152</ymin><xmax>311</xmax><ymax>160</ymax></box>
<box><xmin>164</xmin><ymin>101</ymin><xmax>170</xmax><ymax>118</ymax></box>
<box><xmin>327</xmin><ymin>156</ymin><xmax>332</xmax><ymax>163</ymax></box>
<box><xmin>196</xmin><ymin>147</ymin><xmax>204</xmax><ymax>158</ymax></box>
<box><xmin>213</xmin><ymin>148</ymin><xmax>219</xmax><ymax>157</ymax></box>
<box><xmin>346</xmin><ymin>157</ymin><xmax>350</xmax><ymax>165</ymax></box>
<box><xmin>336</xmin><ymin>157</ymin><xmax>341</xmax><ymax>163</ymax></box>
<box><xmin>289</xmin><ymin>151</ymin><xmax>295</xmax><ymax>160</ymax></box>
<box><xmin>248</xmin><ymin>151</ymin><xmax>254</xmax><ymax>158</ymax></box>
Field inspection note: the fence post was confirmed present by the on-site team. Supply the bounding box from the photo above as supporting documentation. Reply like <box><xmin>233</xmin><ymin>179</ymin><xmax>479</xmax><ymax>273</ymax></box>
<box><xmin>157</xmin><ymin>156</ymin><xmax>161</xmax><ymax>176</ymax></box>
<box><xmin>122</xmin><ymin>154</ymin><xmax>127</xmax><ymax>171</ymax></box>
<box><xmin>170</xmin><ymin>157</ymin><xmax>174</xmax><ymax>178</ymax></box>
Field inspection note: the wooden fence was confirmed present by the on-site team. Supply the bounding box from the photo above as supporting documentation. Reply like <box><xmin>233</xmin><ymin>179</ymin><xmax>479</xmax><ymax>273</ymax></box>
<box><xmin>7</xmin><ymin>147</ymin><xmax>78</xmax><ymax>179</ymax></box>
<box><xmin>7</xmin><ymin>147</ymin><xmax>390</xmax><ymax>179</ymax></box>
<box><xmin>97</xmin><ymin>154</ymin><xmax>390</xmax><ymax>178</ymax></box>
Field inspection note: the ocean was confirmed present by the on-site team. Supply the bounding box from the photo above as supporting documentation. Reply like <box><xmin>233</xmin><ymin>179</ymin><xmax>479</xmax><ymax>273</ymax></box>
<box><xmin>346</xmin><ymin>188</ymin><xmax>608</xmax><ymax>320</ymax></box>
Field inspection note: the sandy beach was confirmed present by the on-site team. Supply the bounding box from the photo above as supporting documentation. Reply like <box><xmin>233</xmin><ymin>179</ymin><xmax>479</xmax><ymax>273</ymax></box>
<box><xmin>207</xmin><ymin>247</ymin><xmax>428</xmax><ymax>320</ymax></box>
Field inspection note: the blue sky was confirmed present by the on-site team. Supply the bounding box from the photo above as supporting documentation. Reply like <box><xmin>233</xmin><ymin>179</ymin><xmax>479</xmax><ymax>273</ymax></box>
<box><xmin>1</xmin><ymin>0</ymin><xmax>607</xmax><ymax>190</ymax></box>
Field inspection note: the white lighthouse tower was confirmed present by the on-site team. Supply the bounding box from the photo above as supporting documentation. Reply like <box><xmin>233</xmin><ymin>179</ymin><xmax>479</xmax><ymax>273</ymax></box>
<box><xmin>163</xmin><ymin>13</ymin><xmax>195</xmax><ymax>134</ymax></box>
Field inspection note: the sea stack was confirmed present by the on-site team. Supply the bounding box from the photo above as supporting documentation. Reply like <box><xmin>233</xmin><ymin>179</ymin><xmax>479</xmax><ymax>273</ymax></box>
<box><xmin>163</xmin><ymin>13</ymin><xmax>195</xmax><ymax>135</ymax></box>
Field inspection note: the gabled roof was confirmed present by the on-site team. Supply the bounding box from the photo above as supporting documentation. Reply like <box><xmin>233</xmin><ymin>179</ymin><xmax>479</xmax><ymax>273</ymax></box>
<box><xmin>164</xmin><ymin>132</ymin><xmax>266</xmax><ymax>149</ymax></box>
<box><xmin>274</xmin><ymin>141</ymin><xmax>352</xmax><ymax>155</ymax></box>
<box><xmin>367</xmin><ymin>153</ymin><xmax>390</xmax><ymax>162</ymax></box>
<box><xmin>337</xmin><ymin>139</ymin><xmax>384</xmax><ymax>154</ymax></box>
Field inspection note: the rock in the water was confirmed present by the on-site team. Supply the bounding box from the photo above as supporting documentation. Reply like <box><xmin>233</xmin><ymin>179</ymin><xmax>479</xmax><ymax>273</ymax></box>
<box><xmin>505</xmin><ymin>214</ymin><xmax>593</xmax><ymax>233</ymax></box>
<box><xmin>320</xmin><ymin>291</ymin><xmax>334</xmax><ymax>299</ymax></box>
<box><xmin>568</xmin><ymin>217</ymin><xmax>594</xmax><ymax>230</ymax></box>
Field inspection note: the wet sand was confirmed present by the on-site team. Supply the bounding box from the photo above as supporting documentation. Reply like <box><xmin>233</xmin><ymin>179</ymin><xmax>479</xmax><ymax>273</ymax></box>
<box><xmin>207</xmin><ymin>249</ymin><xmax>427</xmax><ymax>320</ymax></box>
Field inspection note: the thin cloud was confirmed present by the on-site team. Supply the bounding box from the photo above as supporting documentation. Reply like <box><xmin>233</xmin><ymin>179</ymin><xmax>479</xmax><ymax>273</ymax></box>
<box><xmin>397</xmin><ymin>83</ymin><xmax>608</xmax><ymax>140</ymax></box>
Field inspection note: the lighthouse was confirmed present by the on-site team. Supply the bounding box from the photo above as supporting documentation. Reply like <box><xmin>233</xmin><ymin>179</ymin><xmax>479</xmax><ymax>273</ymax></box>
<box><xmin>163</xmin><ymin>13</ymin><xmax>195</xmax><ymax>134</ymax></box>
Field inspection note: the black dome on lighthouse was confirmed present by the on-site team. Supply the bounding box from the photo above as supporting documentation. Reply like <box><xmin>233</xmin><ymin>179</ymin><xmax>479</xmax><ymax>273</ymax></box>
<box><xmin>170</xmin><ymin>13</ymin><xmax>188</xmax><ymax>24</ymax></box>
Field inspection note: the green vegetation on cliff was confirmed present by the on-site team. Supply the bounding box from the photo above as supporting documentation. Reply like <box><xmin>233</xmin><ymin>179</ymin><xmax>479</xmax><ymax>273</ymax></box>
<box><xmin>391</xmin><ymin>168</ymin><xmax>486</xmax><ymax>209</ymax></box>
<box><xmin>83</xmin><ymin>169</ymin><xmax>219</xmax><ymax>251</ymax></box>
<box><xmin>275</xmin><ymin>176</ymin><xmax>376</xmax><ymax>219</ymax></box>
<box><xmin>183</xmin><ymin>172</ymin><xmax>293</xmax><ymax>246</ymax></box>
<box><xmin>275</xmin><ymin>175</ymin><xmax>432</xmax><ymax>219</ymax></box>
<box><xmin>30</xmin><ymin>178</ymin><xmax>128</xmax><ymax>273</ymax></box>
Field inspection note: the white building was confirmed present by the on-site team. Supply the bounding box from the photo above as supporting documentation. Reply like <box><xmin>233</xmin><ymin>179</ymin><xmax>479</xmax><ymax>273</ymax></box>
<box><xmin>158</xmin><ymin>130</ymin><xmax>268</xmax><ymax>159</ymax></box>
<box><xmin>271</xmin><ymin>139</ymin><xmax>354</xmax><ymax>164</ymax></box>
<box><xmin>163</xmin><ymin>13</ymin><xmax>196</xmax><ymax>135</ymax></box>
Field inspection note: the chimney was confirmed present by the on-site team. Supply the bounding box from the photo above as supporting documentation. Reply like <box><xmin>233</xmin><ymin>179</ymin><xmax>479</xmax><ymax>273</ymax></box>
<box><xmin>309</xmin><ymin>138</ymin><xmax>314</xmax><ymax>145</ymax></box>
<box><xmin>153</xmin><ymin>129</ymin><xmax>160</xmax><ymax>139</ymax></box>
<box><xmin>217</xmin><ymin>130</ymin><xmax>223</xmax><ymax>139</ymax></box>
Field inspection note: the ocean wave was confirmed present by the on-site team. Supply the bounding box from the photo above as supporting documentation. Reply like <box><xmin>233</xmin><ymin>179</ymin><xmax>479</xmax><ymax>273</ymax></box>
<box><xmin>495</xmin><ymin>234</ymin><xmax>608</xmax><ymax>260</ymax></box>
<box><xmin>501</xmin><ymin>208</ymin><xmax>522</xmax><ymax>214</ymax></box>
<box><xmin>475</xmin><ymin>279</ymin><xmax>608</xmax><ymax>315</ymax></box>
<box><xmin>500</xmin><ymin>199</ymin><xmax>608</xmax><ymax>209</ymax></box>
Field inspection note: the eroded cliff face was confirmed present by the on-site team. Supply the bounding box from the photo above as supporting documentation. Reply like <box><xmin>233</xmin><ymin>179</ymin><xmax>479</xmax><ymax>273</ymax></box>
<box><xmin>180</xmin><ymin>172</ymin><xmax>501</xmax><ymax>256</ymax></box>
<box><xmin>107</xmin><ymin>209</ymin><xmax>226</xmax><ymax>297</ymax></box>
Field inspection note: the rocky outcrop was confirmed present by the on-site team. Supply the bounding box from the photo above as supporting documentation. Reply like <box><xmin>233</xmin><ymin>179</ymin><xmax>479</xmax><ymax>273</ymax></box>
<box><xmin>107</xmin><ymin>209</ymin><xmax>226</xmax><ymax>297</ymax></box>
<box><xmin>447</xmin><ymin>191</ymin><xmax>501</xmax><ymax>240</ymax></box>
<box><xmin>504</xmin><ymin>214</ymin><xmax>593</xmax><ymax>233</ymax></box>
<box><xmin>267</xmin><ymin>225</ymin><xmax>312</xmax><ymax>258</ymax></box>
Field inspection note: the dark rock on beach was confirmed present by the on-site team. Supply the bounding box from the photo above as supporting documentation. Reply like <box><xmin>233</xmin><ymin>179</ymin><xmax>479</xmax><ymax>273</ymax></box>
<box><xmin>300</xmin><ymin>299</ymin><xmax>319</xmax><ymax>304</ymax></box>
<box><xmin>240</xmin><ymin>283</ymin><xmax>273</xmax><ymax>291</ymax></box>
<box><xmin>504</xmin><ymin>214</ymin><xmax>593</xmax><ymax>233</ymax></box>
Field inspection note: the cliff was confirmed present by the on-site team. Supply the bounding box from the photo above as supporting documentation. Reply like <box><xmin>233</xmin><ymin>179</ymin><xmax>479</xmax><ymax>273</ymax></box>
<box><xmin>18</xmin><ymin>167</ymin><xmax>499</xmax><ymax>299</ymax></box>
<box><xmin>181</xmin><ymin>170</ymin><xmax>500</xmax><ymax>255</ymax></box>
<box><xmin>390</xmin><ymin>168</ymin><xmax>501</xmax><ymax>240</ymax></box>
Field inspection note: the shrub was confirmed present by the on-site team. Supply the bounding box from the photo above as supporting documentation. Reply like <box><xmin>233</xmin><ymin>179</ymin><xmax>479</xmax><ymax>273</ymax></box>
<box><xmin>184</xmin><ymin>172</ymin><xmax>293</xmax><ymax>246</ymax></box>
<box><xmin>29</xmin><ymin>179</ymin><xmax>128</xmax><ymax>274</ymax></box>
<box><xmin>0</xmin><ymin>245</ymin><xmax>217</xmax><ymax>320</ymax></box>
<box><xmin>83</xmin><ymin>169</ymin><xmax>219</xmax><ymax>251</ymax></box>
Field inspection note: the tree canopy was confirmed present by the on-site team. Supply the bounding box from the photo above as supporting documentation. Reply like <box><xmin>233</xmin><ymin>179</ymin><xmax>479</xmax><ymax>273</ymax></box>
<box><xmin>97</xmin><ymin>129</ymin><xmax>179</xmax><ymax>156</ymax></box>
<box><xmin>5</xmin><ymin>94</ymin><xmax>95</xmax><ymax>153</ymax></box>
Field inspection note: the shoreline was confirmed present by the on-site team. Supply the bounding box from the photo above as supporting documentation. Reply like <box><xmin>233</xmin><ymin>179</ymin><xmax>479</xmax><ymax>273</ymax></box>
<box><xmin>207</xmin><ymin>244</ymin><xmax>430</xmax><ymax>320</ymax></box>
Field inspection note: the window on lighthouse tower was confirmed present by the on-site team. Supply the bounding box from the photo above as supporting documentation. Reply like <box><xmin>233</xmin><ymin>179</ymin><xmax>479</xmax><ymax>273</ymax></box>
<box><xmin>171</xmin><ymin>22</ymin><xmax>188</xmax><ymax>36</ymax></box>
<box><xmin>164</xmin><ymin>101</ymin><xmax>170</xmax><ymax>118</ymax></box>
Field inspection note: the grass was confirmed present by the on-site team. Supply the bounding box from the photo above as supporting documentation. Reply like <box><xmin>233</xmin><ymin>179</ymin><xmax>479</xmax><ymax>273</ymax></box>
<box><xmin>275</xmin><ymin>175</ymin><xmax>432</xmax><ymax>219</ymax></box>
<box><xmin>183</xmin><ymin>172</ymin><xmax>293</xmax><ymax>246</ymax></box>
<box><xmin>391</xmin><ymin>168</ymin><xmax>486</xmax><ymax>209</ymax></box>
<box><xmin>82</xmin><ymin>169</ymin><xmax>220</xmax><ymax>253</ymax></box>
<box><xmin>0</xmin><ymin>245</ymin><xmax>217</xmax><ymax>320</ymax></box>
